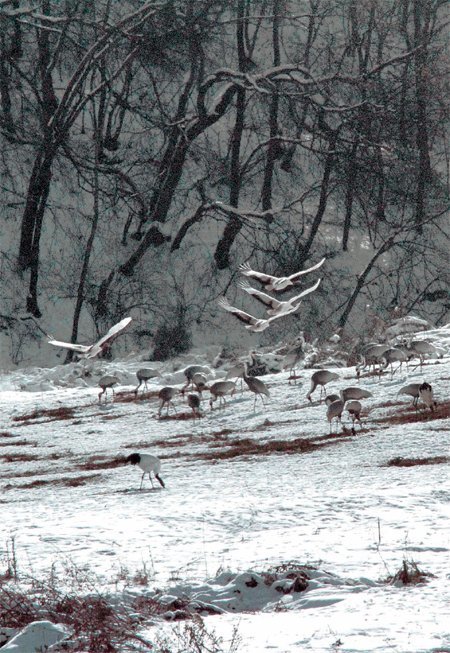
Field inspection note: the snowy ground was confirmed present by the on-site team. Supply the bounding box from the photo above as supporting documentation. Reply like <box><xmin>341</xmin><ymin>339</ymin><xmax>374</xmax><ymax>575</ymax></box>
<box><xmin>0</xmin><ymin>325</ymin><xmax>449</xmax><ymax>652</ymax></box>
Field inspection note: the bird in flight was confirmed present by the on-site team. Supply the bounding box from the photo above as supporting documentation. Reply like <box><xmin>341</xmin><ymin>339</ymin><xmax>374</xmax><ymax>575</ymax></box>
<box><xmin>217</xmin><ymin>297</ymin><xmax>293</xmax><ymax>332</ymax></box>
<box><xmin>238</xmin><ymin>257</ymin><xmax>325</xmax><ymax>293</ymax></box>
<box><xmin>239</xmin><ymin>277</ymin><xmax>321</xmax><ymax>316</ymax></box>
<box><xmin>48</xmin><ymin>316</ymin><xmax>132</xmax><ymax>359</ymax></box>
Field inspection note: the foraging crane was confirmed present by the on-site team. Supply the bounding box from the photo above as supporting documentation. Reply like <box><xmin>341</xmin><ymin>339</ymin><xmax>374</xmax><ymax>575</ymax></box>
<box><xmin>134</xmin><ymin>368</ymin><xmax>160</xmax><ymax>395</ymax></box>
<box><xmin>187</xmin><ymin>393</ymin><xmax>202</xmax><ymax>418</ymax></box>
<box><xmin>346</xmin><ymin>400</ymin><xmax>362</xmax><ymax>427</ymax></box>
<box><xmin>325</xmin><ymin>393</ymin><xmax>340</xmax><ymax>406</ymax></box>
<box><xmin>238</xmin><ymin>277</ymin><xmax>321</xmax><ymax>317</ymax></box>
<box><xmin>243</xmin><ymin>363</ymin><xmax>270</xmax><ymax>410</ymax></box>
<box><xmin>209</xmin><ymin>380</ymin><xmax>236</xmax><ymax>409</ymax></box>
<box><xmin>48</xmin><ymin>317</ymin><xmax>132</xmax><ymax>359</ymax></box>
<box><xmin>356</xmin><ymin>343</ymin><xmax>389</xmax><ymax>378</ymax></box>
<box><xmin>306</xmin><ymin>370</ymin><xmax>340</xmax><ymax>402</ymax></box>
<box><xmin>181</xmin><ymin>366</ymin><xmax>211</xmax><ymax>393</ymax></box>
<box><xmin>340</xmin><ymin>387</ymin><xmax>373</xmax><ymax>402</ymax></box>
<box><xmin>397</xmin><ymin>383</ymin><xmax>421</xmax><ymax>407</ymax></box>
<box><xmin>158</xmin><ymin>386</ymin><xmax>177</xmax><ymax>417</ymax></box>
<box><xmin>125</xmin><ymin>453</ymin><xmax>165</xmax><ymax>490</ymax></box>
<box><xmin>407</xmin><ymin>340</ymin><xmax>439</xmax><ymax>369</ymax></box>
<box><xmin>326</xmin><ymin>399</ymin><xmax>345</xmax><ymax>433</ymax></box>
<box><xmin>382</xmin><ymin>348</ymin><xmax>408</xmax><ymax>376</ymax></box>
<box><xmin>98</xmin><ymin>375</ymin><xmax>119</xmax><ymax>403</ymax></box>
<box><xmin>238</xmin><ymin>258</ymin><xmax>325</xmax><ymax>293</ymax></box>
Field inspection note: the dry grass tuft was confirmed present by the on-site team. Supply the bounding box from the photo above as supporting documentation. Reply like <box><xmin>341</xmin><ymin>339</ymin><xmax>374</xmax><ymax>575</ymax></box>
<box><xmin>386</xmin><ymin>560</ymin><xmax>435</xmax><ymax>585</ymax></box>
<box><xmin>383</xmin><ymin>455</ymin><xmax>449</xmax><ymax>468</ymax></box>
<box><xmin>12</xmin><ymin>406</ymin><xmax>76</xmax><ymax>424</ymax></box>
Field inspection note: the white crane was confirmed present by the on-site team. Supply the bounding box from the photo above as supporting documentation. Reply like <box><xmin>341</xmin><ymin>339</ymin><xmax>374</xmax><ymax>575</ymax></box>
<box><xmin>238</xmin><ymin>258</ymin><xmax>325</xmax><ymax>293</ymax></box>
<box><xmin>238</xmin><ymin>277</ymin><xmax>321</xmax><ymax>317</ymax></box>
<box><xmin>217</xmin><ymin>297</ymin><xmax>284</xmax><ymax>332</ymax></box>
<box><xmin>125</xmin><ymin>453</ymin><xmax>165</xmax><ymax>489</ymax></box>
<box><xmin>48</xmin><ymin>317</ymin><xmax>132</xmax><ymax>359</ymax></box>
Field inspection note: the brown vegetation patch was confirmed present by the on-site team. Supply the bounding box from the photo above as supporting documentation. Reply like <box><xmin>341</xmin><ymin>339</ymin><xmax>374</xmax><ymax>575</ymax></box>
<box><xmin>195</xmin><ymin>435</ymin><xmax>327</xmax><ymax>461</ymax></box>
<box><xmin>76</xmin><ymin>456</ymin><xmax>126</xmax><ymax>471</ymax></box>
<box><xmin>12</xmin><ymin>406</ymin><xmax>76</xmax><ymax>424</ymax></box>
<box><xmin>375</xmin><ymin>400</ymin><xmax>450</xmax><ymax>425</ymax></box>
<box><xmin>0</xmin><ymin>432</ymin><xmax>16</xmax><ymax>438</ymax></box>
<box><xmin>153</xmin><ymin>430</ymin><xmax>231</xmax><ymax>449</ymax></box>
<box><xmin>114</xmin><ymin>389</ymin><xmax>160</xmax><ymax>403</ymax></box>
<box><xmin>0</xmin><ymin>452</ymin><xmax>40</xmax><ymax>463</ymax></box>
<box><xmin>0</xmin><ymin>439</ymin><xmax>37</xmax><ymax>448</ymax></box>
<box><xmin>4</xmin><ymin>474</ymin><xmax>102</xmax><ymax>490</ymax></box>
<box><xmin>158</xmin><ymin>411</ymin><xmax>201</xmax><ymax>421</ymax></box>
<box><xmin>383</xmin><ymin>455</ymin><xmax>449</xmax><ymax>468</ymax></box>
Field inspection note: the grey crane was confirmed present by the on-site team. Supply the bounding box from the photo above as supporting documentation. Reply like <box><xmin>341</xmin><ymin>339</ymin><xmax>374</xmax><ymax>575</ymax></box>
<box><xmin>340</xmin><ymin>387</ymin><xmax>373</xmax><ymax>402</ymax></box>
<box><xmin>98</xmin><ymin>375</ymin><xmax>119</xmax><ymax>403</ymax></box>
<box><xmin>408</xmin><ymin>340</ymin><xmax>439</xmax><ymax>369</ymax></box>
<box><xmin>187</xmin><ymin>393</ymin><xmax>202</xmax><ymax>418</ymax></box>
<box><xmin>346</xmin><ymin>400</ymin><xmax>362</xmax><ymax>427</ymax></box>
<box><xmin>356</xmin><ymin>343</ymin><xmax>390</xmax><ymax>378</ymax></box>
<box><xmin>306</xmin><ymin>370</ymin><xmax>340</xmax><ymax>403</ymax></box>
<box><xmin>326</xmin><ymin>399</ymin><xmax>345</xmax><ymax>433</ymax></box>
<box><xmin>325</xmin><ymin>393</ymin><xmax>340</xmax><ymax>406</ymax></box>
<box><xmin>134</xmin><ymin>368</ymin><xmax>160</xmax><ymax>395</ymax></box>
<box><xmin>181</xmin><ymin>365</ymin><xmax>211</xmax><ymax>393</ymax></box>
<box><xmin>209</xmin><ymin>380</ymin><xmax>236</xmax><ymax>409</ymax></box>
<box><xmin>126</xmin><ymin>453</ymin><xmax>165</xmax><ymax>490</ymax></box>
<box><xmin>382</xmin><ymin>348</ymin><xmax>408</xmax><ymax>376</ymax></box>
<box><xmin>243</xmin><ymin>363</ymin><xmax>270</xmax><ymax>410</ymax></box>
<box><xmin>158</xmin><ymin>386</ymin><xmax>177</xmax><ymax>417</ymax></box>
<box><xmin>397</xmin><ymin>383</ymin><xmax>421</xmax><ymax>407</ymax></box>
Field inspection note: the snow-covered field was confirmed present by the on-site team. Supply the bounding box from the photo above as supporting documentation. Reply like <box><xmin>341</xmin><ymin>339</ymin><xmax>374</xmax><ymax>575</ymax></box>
<box><xmin>0</xmin><ymin>325</ymin><xmax>449</xmax><ymax>652</ymax></box>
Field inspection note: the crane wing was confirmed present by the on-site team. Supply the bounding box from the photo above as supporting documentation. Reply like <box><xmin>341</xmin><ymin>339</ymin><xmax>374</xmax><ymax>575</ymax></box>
<box><xmin>218</xmin><ymin>297</ymin><xmax>261</xmax><ymax>326</ymax></box>
<box><xmin>85</xmin><ymin>316</ymin><xmax>132</xmax><ymax>358</ymax></box>
<box><xmin>288</xmin><ymin>277</ymin><xmax>322</xmax><ymax>302</ymax></box>
<box><xmin>238</xmin><ymin>281</ymin><xmax>282</xmax><ymax>310</ymax></box>
<box><xmin>238</xmin><ymin>262</ymin><xmax>278</xmax><ymax>286</ymax></box>
<box><xmin>288</xmin><ymin>257</ymin><xmax>326</xmax><ymax>282</ymax></box>
<box><xmin>47</xmin><ymin>339</ymin><xmax>92</xmax><ymax>353</ymax></box>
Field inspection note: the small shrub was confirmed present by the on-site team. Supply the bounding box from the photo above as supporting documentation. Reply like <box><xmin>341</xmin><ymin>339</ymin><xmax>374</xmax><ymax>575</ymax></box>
<box><xmin>152</xmin><ymin>308</ymin><xmax>191</xmax><ymax>361</ymax></box>
<box><xmin>387</xmin><ymin>560</ymin><xmax>435</xmax><ymax>586</ymax></box>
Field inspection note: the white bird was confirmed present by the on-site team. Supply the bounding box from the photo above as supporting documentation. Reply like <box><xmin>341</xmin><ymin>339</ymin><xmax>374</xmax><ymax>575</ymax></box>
<box><xmin>238</xmin><ymin>277</ymin><xmax>321</xmax><ymax>317</ymax></box>
<box><xmin>98</xmin><ymin>375</ymin><xmax>119</xmax><ymax>403</ymax></box>
<box><xmin>239</xmin><ymin>258</ymin><xmax>325</xmax><ymax>293</ymax></box>
<box><xmin>243</xmin><ymin>363</ymin><xmax>270</xmax><ymax>410</ymax></box>
<box><xmin>126</xmin><ymin>453</ymin><xmax>165</xmax><ymax>489</ymax></box>
<box><xmin>134</xmin><ymin>368</ymin><xmax>160</xmax><ymax>395</ymax></box>
<box><xmin>326</xmin><ymin>399</ymin><xmax>344</xmax><ymax>433</ymax></box>
<box><xmin>217</xmin><ymin>297</ymin><xmax>280</xmax><ymax>332</ymax></box>
<box><xmin>158</xmin><ymin>386</ymin><xmax>177</xmax><ymax>417</ymax></box>
<box><xmin>306</xmin><ymin>370</ymin><xmax>340</xmax><ymax>402</ymax></box>
<box><xmin>209</xmin><ymin>380</ymin><xmax>236</xmax><ymax>409</ymax></box>
<box><xmin>48</xmin><ymin>316</ymin><xmax>132</xmax><ymax>359</ymax></box>
<box><xmin>419</xmin><ymin>382</ymin><xmax>436</xmax><ymax>411</ymax></box>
